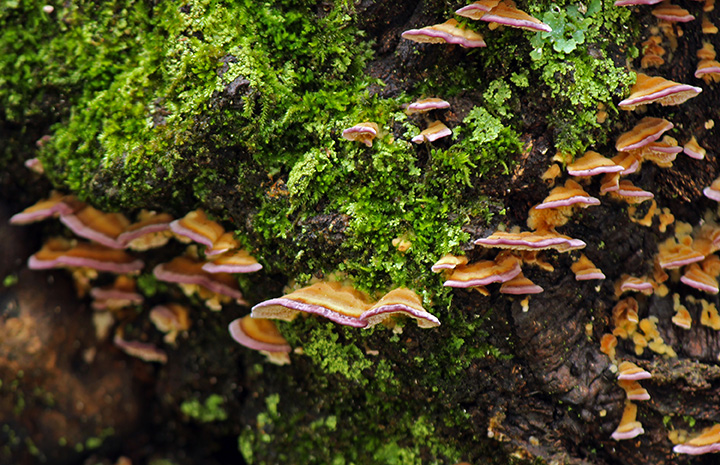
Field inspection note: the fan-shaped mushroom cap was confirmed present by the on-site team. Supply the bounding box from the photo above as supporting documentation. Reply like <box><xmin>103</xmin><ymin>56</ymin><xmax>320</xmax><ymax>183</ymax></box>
<box><xmin>695</xmin><ymin>59</ymin><xmax>720</xmax><ymax>81</ymax></box>
<box><xmin>59</xmin><ymin>205</ymin><xmax>130</xmax><ymax>249</ymax></box>
<box><xmin>611</xmin><ymin>152</ymin><xmax>642</xmax><ymax>175</ymax></box>
<box><xmin>9</xmin><ymin>191</ymin><xmax>76</xmax><ymax>225</ymax></box>
<box><xmin>535</xmin><ymin>179</ymin><xmax>600</xmax><ymax>209</ymax></box>
<box><xmin>614</xmin><ymin>0</ymin><xmax>663</xmax><ymax>5</ymax></box>
<box><xmin>455</xmin><ymin>0</ymin><xmax>501</xmax><ymax>19</ymax></box>
<box><xmin>229</xmin><ymin>315</ymin><xmax>291</xmax><ymax>354</ymax></box>
<box><xmin>703</xmin><ymin>178</ymin><xmax>720</xmax><ymax>201</ymax></box>
<box><xmin>342</xmin><ymin>122</ymin><xmax>379</xmax><ymax>147</ymax></box>
<box><xmin>636</xmin><ymin>136</ymin><xmax>682</xmax><ymax>167</ymax></box>
<box><xmin>619</xmin><ymin>73</ymin><xmax>702</xmax><ymax>110</ymax></box>
<box><xmin>360</xmin><ymin>288</ymin><xmax>440</xmax><ymax>328</ymax></box>
<box><xmin>150</xmin><ymin>303</ymin><xmax>191</xmax><ymax>344</ymax></box>
<box><xmin>615</xmin><ymin>117</ymin><xmax>674</xmax><ymax>152</ymax></box>
<box><xmin>617</xmin><ymin>275</ymin><xmax>655</xmax><ymax>295</ymax></box>
<box><xmin>499</xmin><ymin>272</ymin><xmax>543</xmax><ymax>294</ymax></box>
<box><xmin>611</xmin><ymin>180</ymin><xmax>654</xmax><ymax>204</ymax></box>
<box><xmin>611</xmin><ymin>402</ymin><xmax>644</xmax><ymax>440</ymax></box>
<box><xmin>170</xmin><ymin>210</ymin><xmax>225</xmax><ymax>249</ymax></box>
<box><xmin>205</xmin><ymin>231</ymin><xmax>239</xmax><ymax>257</ymax></box>
<box><xmin>28</xmin><ymin>237</ymin><xmax>144</xmax><ymax>273</ymax></box>
<box><xmin>652</xmin><ymin>2</ymin><xmax>695</xmax><ymax>22</ymax></box>
<box><xmin>619</xmin><ymin>379</ymin><xmax>651</xmax><ymax>401</ymax></box>
<box><xmin>681</xmin><ymin>263</ymin><xmax>719</xmax><ymax>293</ymax></box>
<box><xmin>117</xmin><ymin>211</ymin><xmax>173</xmax><ymax>250</ymax></box>
<box><xmin>443</xmin><ymin>252</ymin><xmax>522</xmax><ymax>287</ymax></box>
<box><xmin>431</xmin><ymin>253</ymin><xmax>469</xmax><ymax>272</ymax></box>
<box><xmin>406</xmin><ymin>98</ymin><xmax>451</xmax><ymax>114</ymax></box>
<box><xmin>618</xmin><ymin>361</ymin><xmax>652</xmax><ymax>380</ymax></box>
<box><xmin>401</xmin><ymin>19</ymin><xmax>487</xmax><ymax>48</ymax></box>
<box><xmin>673</xmin><ymin>424</ymin><xmax>720</xmax><ymax>454</ymax></box>
<box><xmin>153</xmin><ymin>256</ymin><xmax>246</xmax><ymax>302</ymax></box>
<box><xmin>251</xmin><ymin>281</ymin><xmax>371</xmax><ymax>327</ymax></box>
<box><xmin>202</xmin><ymin>249</ymin><xmax>263</xmax><ymax>274</ymax></box>
<box><xmin>474</xmin><ymin>0</ymin><xmax>552</xmax><ymax>32</ymax></box>
<box><xmin>683</xmin><ymin>136</ymin><xmax>707</xmax><ymax>160</ymax></box>
<box><xmin>474</xmin><ymin>230</ymin><xmax>586</xmax><ymax>251</ymax></box>
<box><xmin>567</xmin><ymin>151</ymin><xmax>623</xmax><ymax>176</ymax></box>
<box><xmin>411</xmin><ymin>120</ymin><xmax>452</xmax><ymax>144</ymax></box>
<box><xmin>90</xmin><ymin>275</ymin><xmax>144</xmax><ymax>311</ymax></box>
<box><xmin>657</xmin><ymin>236</ymin><xmax>705</xmax><ymax>269</ymax></box>
<box><xmin>672</xmin><ymin>306</ymin><xmax>692</xmax><ymax>329</ymax></box>
<box><xmin>113</xmin><ymin>334</ymin><xmax>168</xmax><ymax>363</ymax></box>
<box><xmin>572</xmin><ymin>254</ymin><xmax>605</xmax><ymax>280</ymax></box>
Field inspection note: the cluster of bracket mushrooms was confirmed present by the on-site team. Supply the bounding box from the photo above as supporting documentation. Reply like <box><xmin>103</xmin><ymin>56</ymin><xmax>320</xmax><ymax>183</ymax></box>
<box><xmin>11</xmin><ymin>0</ymin><xmax>720</xmax><ymax>458</ymax></box>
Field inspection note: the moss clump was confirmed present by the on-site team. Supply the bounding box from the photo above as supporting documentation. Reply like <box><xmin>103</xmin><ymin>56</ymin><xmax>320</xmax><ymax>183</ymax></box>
<box><xmin>180</xmin><ymin>394</ymin><xmax>229</xmax><ymax>423</ymax></box>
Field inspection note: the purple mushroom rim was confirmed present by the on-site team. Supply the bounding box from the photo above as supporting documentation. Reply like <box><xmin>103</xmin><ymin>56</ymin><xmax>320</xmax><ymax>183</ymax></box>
<box><xmin>474</xmin><ymin>235</ymin><xmax>586</xmax><ymax>251</ymax></box>
<box><xmin>617</xmin><ymin>371</ymin><xmax>652</xmax><ymax>381</ymax></box>
<box><xmin>9</xmin><ymin>200</ymin><xmax>74</xmax><ymax>225</ymax></box>
<box><xmin>478</xmin><ymin>12</ymin><xmax>552</xmax><ymax>33</ymax></box>
<box><xmin>534</xmin><ymin>195</ymin><xmax>601</xmax><ymax>210</ymax></box>
<box><xmin>359</xmin><ymin>304</ymin><xmax>441</xmax><ymax>328</ymax></box>
<box><xmin>617</xmin><ymin>126</ymin><xmax>673</xmax><ymax>152</ymax></box>
<box><xmin>696</xmin><ymin>64</ymin><xmax>720</xmax><ymax>78</ymax></box>
<box><xmin>407</xmin><ymin>99</ymin><xmax>450</xmax><ymax>113</ymax></box>
<box><xmin>611</xmin><ymin>426</ymin><xmax>645</xmax><ymax>441</ymax></box>
<box><xmin>704</xmin><ymin>186</ymin><xmax>720</xmax><ymax>202</ymax></box>
<box><xmin>342</xmin><ymin>124</ymin><xmax>377</xmax><ymax>137</ymax></box>
<box><xmin>169</xmin><ymin>219</ymin><xmax>216</xmax><ymax>249</ymax></box>
<box><xmin>28</xmin><ymin>254</ymin><xmax>144</xmax><ymax>274</ymax></box>
<box><xmin>620</xmin><ymin>281</ymin><xmax>654</xmax><ymax>292</ymax></box>
<box><xmin>567</xmin><ymin>164</ymin><xmax>624</xmax><ymax>177</ymax></box>
<box><xmin>113</xmin><ymin>334</ymin><xmax>168</xmax><ymax>363</ymax></box>
<box><xmin>683</xmin><ymin>146</ymin><xmax>706</xmax><ymax>160</ymax></box>
<box><xmin>500</xmin><ymin>283</ymin><xmax>544</xmax><ymax>294</ymax></box>
<box><xmin>401</xmin><ymin>27</ymin><xmax>487</xmax><ymax>48</ymax></box>
<box><xmin>251</xmin><ymin>298</ymin><xmax>368</xmax><ymax>328</ymax></box>
<box><xmin>614</xmin><ymin>0</ymin><xmax>663</xmax><ymax>5</ymax></box>
<box><xmin>618</xmin><ymin>84</ymin><xmax>702</xmax><ymax>108</ymax></box>
<box><xmin>58</xmin><ymin>213</ymin><xmax>126</xmax><ymax>249</ymax></box>
<box><xmin>443</xmin><ymin>261</ymin><xmax>522</xmax><ymax>288</ymax></box>
<box><xmin>411</xmin><ymin>126</ymin><xmax>452</xmax><ymax>144</ymax></box>
<box><xmin>228</xmin><ymin>318</ymin><xmax>292</xmax><ymax>353</ymax></box>
<box><xmin>152</xmin><ymin>263</ymin><xmax>246</xmax><ymax>302</ymax></box>
<box><xmin>201</xmin><ymin>262</ymin><xmax>264</xmax><ymax>274</ymax></box>
<box><xmin>116</xmin><ymin>222</ymin><xmax>171</xmax><ymax>245</ymax></box>
<box><xmin>673</xmin><ymin>443</ymin><xmax>720</xmax><ymax>455</ymax></box>
<box><xmin>575</xmin><ymin>271</ymin><xmax>606</xmax><ymax>281</ymax></box>
<box><xmin>680</xmin><ymin>275</ymin><xmax>719</xmax><ymax>294</ymax></box>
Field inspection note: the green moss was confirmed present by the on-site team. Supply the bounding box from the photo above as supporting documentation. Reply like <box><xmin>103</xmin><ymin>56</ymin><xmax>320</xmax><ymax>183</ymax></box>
<box><xmin>180</xmin><ymin>394</ymin><xmax>228</xmax><ymax>423</ymax></box>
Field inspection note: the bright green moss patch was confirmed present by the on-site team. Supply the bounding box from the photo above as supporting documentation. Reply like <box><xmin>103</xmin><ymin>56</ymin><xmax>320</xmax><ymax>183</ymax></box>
<box><xmin>180</xmin><ymin>394</ymin><xmax>229</xmax><ymax>423</ymax></box>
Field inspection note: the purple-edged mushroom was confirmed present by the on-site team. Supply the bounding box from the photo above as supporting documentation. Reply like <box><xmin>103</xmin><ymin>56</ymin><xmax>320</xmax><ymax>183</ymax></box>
<box><xmin>359</xmin><ymin>288</ymin><xmax>440</xmax><ymax>328</ymax></box>
<box><xmin>228</xmin><ymin>315</ymin><xmax>291</xmax><ymax>365</ymax></box>
<box><xmin>411</xmin><ymin>121</ymin><xmax>452</xmax><ymax>144</ymax></box>
<box><xmin>401</xmin><ymin>19</ymin><xmax>486</xmax><ymax>48</ymax></box>
<box><xmin>28</xmin><ymin>237</ymin><xmax>144</xmax><ymax>274</ymax></box>
<box><xmin>341</xmin><ymin>122</ymin><xmax>379</xmax><ymax>147</ymax></box>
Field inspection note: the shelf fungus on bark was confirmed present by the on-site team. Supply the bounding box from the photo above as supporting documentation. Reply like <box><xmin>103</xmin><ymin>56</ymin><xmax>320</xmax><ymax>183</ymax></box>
<box><xmin>636</xmin><ymin>136</ymin><xmax>682</xmax><ymax>168</ymax></box>
<box><xmin>9</xmin><ymin>191</ymin><xmax>76</xmax><ymax>224</ymax></box>
<box><xmin>651</xmin><ymin>1</ymin><xmax>696</xmax><ymax>22</ymax></box>
<box><xmin>170</xmin><ymin>209</ymin><xmax>226</xmax><ymax>250</ymax></box>
<box><xmin>617</xmin><ymin>361</ymin><xmax>652</xmax><ymax>380</ymax></box>
<box><xmin>571</xmin><ymin>254</ymin><xmax>605</xmax><ymax>280</ymax></box>
<box><xmin>251</xmin><ymin>281</ymin><xmax>371</xmax><ymax>328</ymax></box>
<box><xmin>202</xmin><ymin>249</ymin><xmax>263</xmax><ymax>274</ymax></box>
<box><xmin>411</xmin><ymin>120</ymin><xmax>452</xmax><ymax>144</ymax></box>
<box><xmin>534</xmin><ymin>179</ymin><xmax>600</xmax><ymax>210</ymax></box>
<box><xmin>611</xmin><ymin>152</ymin><xmax>642</xmax><ymax>175</ymax></box>
<box><xmin>153</xmin><ymin>256</ymin><xmax>247</xmax><ymax>308</ymax></box>
<box><xmin>567</xmin><ymin>151</ymin><xmax>623</xmax><ymax>177</ymax></box>
<box><xmin>228</xmin><ymin>315</ymin><xmax>291</xmax><ymax>365</ymax></box>
<box><xmin>614</xmin><ymin>0</ymin><xmax>663</xmax><ymax>6</ymax></box>
<box><xmin>113</xmin><ymin>332</ymin><xmax>168</xmax><ymax>364</ymax></box>
<box><xmin>150</xmin><ymin>303</ymin><xmax>191</xmax><ymax>345</ymax></box>
<box><xmin>431</xmin><ymin>253</ymin><xmax>469</xmax><ymax>273</ymax></box>
<box><xmin>619</xmin><ymin>379</ymin><xmax>651</xmax><ymax>401</ymax></box>
<box><xmin>459</xmin><ymin>0</ymin><xmax>552</xmax><ymax>32</ymax></box>
<box><xmin>615</xmin><ymin>117</ymin><xmax>674</xmax><ymax>152</ymax></box>
<box><xmin>455</xmin><ymin>0</ymin><xmax>501</xmax><ymax>19</ymax></box>
<box><xmin>443</xmin><ymin>252</ymin><xmax>522</xmax><ymax>288</ymax></box>
<box><xmin>656</xmin><ymin>236</ymin><xmax>705</xmax><ymax>269</ymax></box>
<box><xmin>401</xmin><ymin>19</ymin><xmax>487</xmax><ymax>48</ymax></box>
<box><xmin>611</xmin><ymin>402</ymin><xmax>645</xmax><ymax>441</ymax></box>
<box><xmin>406</xmin><ymin>97</ymin><xmax>450</xmax><ymax>115</ymax></box>
<box><xmin>499</xmin><ymin>272</ymin><xmax>543</xmax><ymax>294</ymax></box>
<box><xmin>703</xmin><ymin>177</ymin><xmax>720</xmax><ymax>201</ymax></box>
<box><xmin>59</xmin><ymin>204</ymin><xmax>131</xmax><ymax>249</ymax></box>
<box><xmin>673</xmin><ymin>424</ymin><xmax>720</xmax><ymax>454</ymax></box>
<box><xmin>359</xmin><ymin>288</ymin><xmax>440</xmax><ymax>328</ymax></box>
<box><xmin>341</xmin><ymin>122</ymin><xmax>379</xmax><ymax>147</ymax></box>
<box><xmin>28</xmin><ymin>237</ymin><xmax>144</xmax><ymax>274</ymax></box>
<box><xmin>616</xmin><ymin>275</ymin><xmax>655</xmax><ymax>296</ymax></box>
<box><xmin>683</xmin><ymin>136</ymin><xmax>707</xmax><ymax>160</ymax></box>
<box><xmin>117</xmin><ymin>210</ymin><xmax>173</xmax><ymax>251</ymax></box>
<box><xmin>618</xmin><ymin>73</ymin><xmax>702</xmax><ymax>110</ymax></box>
<box><xmin>680</xmin><ymin>263</ymin><xmax>719</xmax><ymax>294</ymax></box>
<box><xmin>90</xmin><ymin>275</ymin><xmax>144</xmax><ymax>311</ymax></box>
<box><xmin>474</xmin><ymin>230</ymin><xmax>586</xmax><ymax>252</ymax></box>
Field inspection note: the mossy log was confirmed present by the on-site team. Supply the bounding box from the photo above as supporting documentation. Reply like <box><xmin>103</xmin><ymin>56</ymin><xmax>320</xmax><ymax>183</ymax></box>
<box><xmin>1</xmin><ymin>0</ymin><xmax>719</xmax><ymax>464</ymax></box>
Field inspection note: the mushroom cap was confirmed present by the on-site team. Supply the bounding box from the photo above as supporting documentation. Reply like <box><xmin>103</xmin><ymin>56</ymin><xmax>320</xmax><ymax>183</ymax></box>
<box><xmin>153</xmin><ymin>256</ymin><xmax>246</xmax><ymax>302</ymax></box>
<box><xmin>411</xmin><ymin>120</ymin><xmax>452</xmax><ymax>144</ymax></box>
<box><xmin>683</xmin><ymin>136</ymin><xmax>707</xmax><ymax>160</ymax></box>
<box><xmin>611</xmin><ymin>180</ymin><xmax>654</xmax><ymax>203</ymax></box>
<box><xmin>406</xmin><ymin>98</ymin><xmax>451</xmax><ymax>114</ymax></box>
<box><xmin>695</xmin><ymin>59</ymin><xmax>720</xmax><ymax>77</ymax></box>
<box><xmin>113</xmin><ymin>334</ymin><xmax>168</xmax><ymax>363</ymax></box>
<box><xmin>443</xmin><ymin>253</ymin><xmax>522</xmax><ymax>287</ymax></box>
<box><xmin>673</xmin><ymin>424</ymin><xmax>720</xmax><ymax>454</ymax></box>
<box><xmin>455</xmin><ymin>0</ymin><xmax>501</xmax><ymax>19</ymax></box>
<box><xmin>150</xmin><ymin>303</ymin><xmax>191</xmax><ymax>336</ymax></box>
<box><xmin>672</xmin><ymin>306</ymin><xmax>692</xmax><ymax>329</ymax></box>
<box><xmin>359</xmin><ymin>288</ymin><xmax>440</xmax><ymax>328</ymax></box>
<box><xmin>619</xmin><ymin>73</ymin><xmax>702</xmax><ymax>110</ymax></box>
<box><xmin>90</xmin><ymin>275</ymin><xmax>144</xmax><ymax>310</ymax></box>
<box><xmin>611</xmin><ymin>402</ymin><xmax>644</xmax><ymax>441</ymax></box>
<box><xmin>228</xmin><ymin>315</ymin><xmax>291</xmax><ymax>353</ymax></box>
<box><xmin>431</xmin><ymin>253</ymin><xmax>469</xmax><ymax>272</ymax></box>
<box><xmin>401</xmin><ymin>19</ymin><xmax>487</xmax><ymax>48</ymax></box>
<box><xmin>201</xmin><ymin>249</ymin><xmax>263</xmax><ymax>274</ymax></box>
<box><xmin>611</xmin><ymin>152</ymin><xmax>642</xmax><ymax>175</ymax></box>
<box><xmin>9</xmin><ymin>191</ymin><xmax>76</xmax><ymax>225</ymax></box>
<box><xmin>636</xmin><ymin>136</ymin><xmax>682</xmax><ymax>167</ymax></box>
<box><xmin>474</xmin><ymin>230</ymin><xmax>586</xmax><ymax>252</ymax></box>
<box><xmin>342</xmin><ymin>122</ymin><xmax>379</xmax><ymax>147</ymax></box>
<box><xmin>499</xmin><ymin>272</ymin><xmax>543</xmax><ymax>294</ymax></box>
<box><xmin>657</xmin><ymin>236</ymin><xmax>705</xmax><ymax>269</ymax></box>
<box><xmin>28</xmin><ymin>237</ymin><xmax>144</xmax><ymax>273</ymax></box>
<box><xmin>680</xmin><ymin>263</ymin><xmax>719</xmax><ymax>293</ymax></box>
<box><xmin>618</xmin><ymin>275</ymin><xmax>655</xmax><ymax>294</ymax></box>
<box><xmin>571</xmin><ymin>254</ymin><xmax>605</xmax><ymax>280</ymax></box>
<box><xmin>205</xmin><ymin>231</ymin><xmax>239</xmax><ymax>257</ymax></box>
<box><xmin>619</xmin><ymin>379</ymin><xmax>651</xmax><ymax>401</ymax></box>
<box><xmin>617</xmin><ymin>361</ymin><xmax>652</xmax><ymax>380</ymax></box>
<box><xmin>59</xmin><ymin>205</ymin><xmax>131</xmax><ymax>249</ymax></box>
<box><xmin>116</xmin><ymin>211</ymin><xmax>173</xmax><ymax>247</ymax></box>
<box><xmin>567</xmin><ymin>151</ymin><xmax>623</xmax><ymax>176</ymax></box>
<box><xmin>251</xmin><ymin>281</ymin><xmax>371</xmax><ymax>327</ymax></box>
<box><xmin>615</xmin><ymin>117</ymin><xmax>674</xmax><ymax>152</ymax></box>
<box><xmin>170</xmin><ymin>209</ymin><xmax>225</xmax><ymax>249</ymax></box>
<box><xmin>614</xmin><ymin>0</ymin><xmax>663</xmax><ymax>5</ymax></box>
<box><xmin>475</xmin><ymin>1</ymin><xmax>552</xmax><ymax>32</ymax></box>
<box><xmin>535</xmin><ymin>179</ymin><xmax>600</xmax><ymax>209</ymax></box>
<box><xmin>703</xmin><ymin>178</ymin><xmax>720</xmax><ymax>202</ymax></box>
<box><xmin>652</xmin><ymin>2</ymin><xmax>695</xmax><ymax>22</ymax></box>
